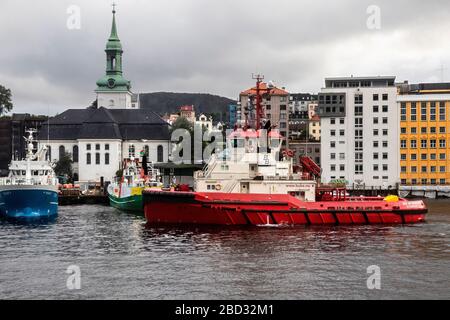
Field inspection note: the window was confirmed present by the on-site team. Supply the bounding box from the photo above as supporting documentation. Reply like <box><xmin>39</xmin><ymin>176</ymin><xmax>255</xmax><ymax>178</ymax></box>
<box><xmin>374</xmin><ymin>164</ymin><xmax>379</xmax><ymax>171</ymax></box>
<box><xmin>373</xmin><ymin>117</ymin><xmax>379</xmax><ymax>124</ymax></box>
<box><xmin>330</xmin><ymin>153</ymin><xmax>336</xmax><ymax>160</ymax></box>
<box><xmin>382</xmin><ymin>94</ymin><xmax>388</xmax><ymax>101</ymax></box>
<box><xmin>421</xmin><ymin>102</ymin><xmax>427</xmax><ymax>121</ymax></box>
<box><xmin>421</xmin><ymin>139</ymin><xmax>427</xmax><ymax>148</ymax></box>
<box><xmin>411</xmin><ymin>127</ymin><xmax>417</xmax><ymax>134</ymax></box>
<box><xmin>440</xmin><ymin>139</ymin><xmax>446</xmax><ymax>148</ymax></box>
<box><xmin>355</xmin><ymin>118</ymin><xmax>363</xmax><ymax>128</ymax></box>
<box><xmin>411</xmin><ymin>102</ymin><xmax>417</xmax><ymax>121</ymax></box>
<box><xmin>59</xmin><ymin>145</ymin><xmax>65</xmax><ymax>160</ymax></box>
<box><xmin>401</xmin><ymin>179</ymin><xmax>407</xmax><ymax>184</ymax></box>
<box><xmin>355</xmin><ymin>164</ymin><xmax>363</xmax><ymax>175</ymax></box>
<box><xmin>440</xmin><ymin>102</ymin><xmax>446</xmax><ymax>121</ymax></box>
<box><xmin>355</xmin><ymin>94</ymin><xmax>363</xmax><ymax>104</ymax></box>
<box><xmin>382</xmin><ymin>105</ymin><xmax>388</xmax><ymax>113</ymax></box>
<box><xmin>430</xmin><ymin>139</ymin><xmax>437</xmax><ymax>148</ymax></box>
<box><xmin>339</xmin><ymin>130</ymin><xmax>345</xmax><ymax>136</ymax></box>
<box><xmin>411</xmin><ymin>166</ymin><xmax>417</xmax><ymax>173</ymax></box>
<box><xmin>339</xmin><ymin>164</ymin><xmax>345</xmax><ymax>171</ymax></box>
<box><xmin>373</xmin><ymin>94</ymin><xmax>379</xmax><ymax>101</ymax></box>
<box><xmin>355</xmin><ymin>152</ymin><xmax>363</xmax><ymax>162</ymax></box>
<box><xmin>383</xmin><ymin>164</ymin><xmax>388</xmax><ymax>171</ymax></box>
<box><xmin>95</xmin><ymin>153</ymin><xmax>100</xmax><ymax>165</ymax></box>
<box><xmin>331</xmin><ymin>130</ymin><xmax>336</xmax><ymax>136</ymax></box>
<box><xmin>73</xmin><ymin>146</ymin><xmax>79</xmax><ymax>163</ymax></box>
<box><xmin>105</xmin><ymin>153</ymin><xmax>110</xmax><ymax>165</ymax></box>
<box><xmin>330</xmin><ymin>118</ymin><xmax>336</xmax><ymax>125</ymax></box>
<box><xmin>440</xmin><ymin>179</ymin><xmax>446</xmax><ymax>185</ymax></box>
<box><xmin>382</xmin><ymin>153</ymin><xmax>388</xmax><ymax>160</ymax></box>
<box><xmin>422</xmin><ymin>179</ymin><xmax>428</xmax><ymax>185</ymax></box>
<box><xmin>430</xmin><ymin>154</ymin><xmax>436</xmax><ymax>160</ymax></box>
<box><xmin>339</xmin><ymin>153</ymin><xmax>345</xmax><ymax>160</ymax></box>
<box><xmin>374</xmin><ymin>141</ymin><xmax>379</xmax><ymax>148</ymax></box>
<box><xmin>431</xmin><ymin>179</ymin><xmax>437</xmax><ymax>185</ymax></box>
<box><xmin>382</xmin><ymin>117</ymin><xmax>388</xmax><ymax>124</ymax></box>
<box><xmin>421</xmin><ymin>166</ymin><xmax>427</xmax><ymax>173</ymax></box>
<box><xmin>440</xmin><ymin>166</ymin><xmax>446</xmax><ymax>173</ymax></box>
<box><xmin>87</xmin><ymin>144</ymin><xmax>91</xmax><ymax>151</ymax></box>
<box><xmin>95</xmin><ymin>144</ymin><xmax>100</xmax><ymax>151</ymax></box>
<box><xmin>373</xmin><ymin>129</ymin><xmax>379</xmax><ymax>136</ymax></box>
<box><xmin>401</xmin><ymin>140</ymin><xmax>407</xmax><ymax>148</ymax></box>
<box><xmin>440</xmin><ymin>127</ymin><xmax>446</xmax><ymax>133</ymax></box>
<box><xmin>330</xmin><ymin>141</ymin><xmax>336</xmax><ymax>148</ymax></box>
<box><xmin>421</xmin><ymin>153</ymin><xmax>427</xmax><ymax>160</ymax></box>
<box><xmin>382</xmin><ymin>141</ymin><xmax>388</xmax><ymax>148</ymax></box>
<box><xmin>157</xmin><ymin>145</ymin><xmax>164</xmax><ymax>162</ymax></box>
<box><xmin>382</xmin><ymin>129</ymin><xmax>388</xmax><ymax>136</ymax></box>
<box><xmin>86</xmin><ymin>153</ymin><xmax>91</xmax><ymax>165</ymax></box>
<box><xmin>373</xmin><ymin>153</ymin><xmax>379</xmax><ymax>160</ymax></box>
<box><xmin>410</xmin><ymin>140</ymin><xmax>417</xmax><ymax>148</ymax></box>
<box><xmin>431</xmin><ymin>166</ymin><xmax>437</xmax><ymax>173</ymax></box>
<box><xmin>411</xmin><ymin>154</ymin><xmax>417</xmax><ymax>160</ymax></box>
<box><xmin>373</xmin><ymin>105</ymin><xmax>379</xmax><ymax>113</ymax></box>
<box><xmin>412</xmin><ymin>179</ymin><xmax>417</xmax><ymax>185</ymax></box>
<box><xmin>401</xmin><ymin>103</ymin><xmax>407</xmax><ymax>121</ymax></box>
<box><xmin>144</xmin><ymin>145</ymin><xmax>149</xmax><ymax>157</ymax></box>
<box><xmin>440</xmin><ymin>153</ymin><xmax>446</xmax><ymax>160</ymax></box>
<box><xmin>355</xmin><ymin>130</ymin><xmax>363</xmax><ymax>139</ymax></box>
<box><xmin>129</xmin><ymin>145</ymin><xmax>135</xmax><ymax>158</ymax></box>
<box><xmin>430</xmin><ymin>127</ymin><xmax>436</xmax><ymax>134</ymax></box>
<box><xmin>401</xmin><ymin>166</ymin><xmax>407</xmax><ymax>173</ymax></box>
<box><xmin>331</xmin><ymin>165</ymin><xmax>336</xmax><ymax>172</ymax></box>
<box><xmin>401</xmin><ymin>154</ymin><xmax>407</xmax><ymax>160</ymax></box>
<box><xmin>421</xmin><ymin>127</ymin><xmax>427</xmax><ymax>134</ymax></box>
<box><xmin>355</xmin><ymin>106</ymin><xmax>363</xmax><ymax>116</ymax></box>
<box><xmin>430</xmin><ymin>102</ymin><xmax>436</xmax><ymax>121</ymax></box>
<box><xmin>105</xmin><ymin>144</ymin><xmax>110</xmax><ymax>151</ymax></box>
<box><xmin>355</xmin><ymin>142</ymin><xmax>363</xmax><ymax>151</ymax></box>
<box><xmin>46</xmin><ymin>146</ymin><xmax>51</xmax><ymax>161</ymax></box>
<box><xmin>401</xmin><ymin>128</ymin><xmax>407</xmax><ymax>134</ymax></box>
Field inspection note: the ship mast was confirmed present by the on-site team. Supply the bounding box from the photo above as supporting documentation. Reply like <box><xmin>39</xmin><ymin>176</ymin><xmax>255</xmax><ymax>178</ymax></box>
<box><xmin>252</xmin><ymin>74</ymin><xmax>265</xmax><ymax>130</ymax></box>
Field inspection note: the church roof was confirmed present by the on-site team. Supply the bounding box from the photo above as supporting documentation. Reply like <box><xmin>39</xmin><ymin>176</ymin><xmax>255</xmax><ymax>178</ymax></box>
<box><xmin>38</xmin><ymin>107</ymin><xmax>170</xmax><ymax>141</ymax></box>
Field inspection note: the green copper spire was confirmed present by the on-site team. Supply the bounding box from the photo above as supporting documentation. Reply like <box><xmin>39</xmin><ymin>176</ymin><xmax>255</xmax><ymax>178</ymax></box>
<box><xmin>96</xmin><ymin>4</ymin><xmax>131</xmax><ymax>93</ymax></box>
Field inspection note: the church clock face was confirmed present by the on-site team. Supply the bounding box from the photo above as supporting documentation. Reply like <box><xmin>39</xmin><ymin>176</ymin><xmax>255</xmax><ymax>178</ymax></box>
<box><xmin>107</xmin><ymin>78</ymin><xmax>116</xmax><ymax>88</ymax></box>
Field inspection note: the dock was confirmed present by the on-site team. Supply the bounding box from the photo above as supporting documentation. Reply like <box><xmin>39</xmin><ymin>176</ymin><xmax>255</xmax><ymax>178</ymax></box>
<box><xmin>58</xmin><ymin>195</ymin><xmax>109</xmax><ymax>206</ymax></box>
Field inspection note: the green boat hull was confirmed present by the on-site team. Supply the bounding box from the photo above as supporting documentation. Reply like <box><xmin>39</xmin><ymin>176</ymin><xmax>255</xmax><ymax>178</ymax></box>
<box><xmin>109</xmin><ymin>193</ymin><xmax>143</xmax><ymax>213</ymax></box>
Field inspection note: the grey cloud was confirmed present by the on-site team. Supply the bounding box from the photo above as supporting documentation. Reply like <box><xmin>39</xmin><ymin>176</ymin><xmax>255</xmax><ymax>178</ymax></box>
<box><xmin>1</xmin><ymin>0</ymin><xmax>450</xmax><ymax>115</ymax></box>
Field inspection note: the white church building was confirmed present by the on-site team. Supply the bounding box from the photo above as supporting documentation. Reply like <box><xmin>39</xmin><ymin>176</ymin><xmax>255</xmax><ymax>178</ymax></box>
<box><xmin>38</xmin><ymin>8</ymin><xmax>170</xmax><ymax>182</ymax></box>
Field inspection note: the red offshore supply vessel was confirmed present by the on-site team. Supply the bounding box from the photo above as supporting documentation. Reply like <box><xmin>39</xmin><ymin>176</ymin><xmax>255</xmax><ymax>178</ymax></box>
<box><xmin>143</xmin><ymin>76</ymin><xmax>427</xmax><ymax>226</ymax></box>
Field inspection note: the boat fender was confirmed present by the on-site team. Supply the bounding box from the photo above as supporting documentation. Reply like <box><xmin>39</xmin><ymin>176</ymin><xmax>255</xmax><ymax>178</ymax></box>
<box><xmin>215</xmin><ymin>184</ymin><xmax>222</xmax><ymax>191</ymax></box>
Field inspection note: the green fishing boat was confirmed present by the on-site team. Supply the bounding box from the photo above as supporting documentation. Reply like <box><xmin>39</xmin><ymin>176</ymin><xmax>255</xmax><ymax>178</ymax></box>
<box><xmin>107</xmin><ymin>157</ymin><xmax>162</xmax><ymax>213</ymax></box>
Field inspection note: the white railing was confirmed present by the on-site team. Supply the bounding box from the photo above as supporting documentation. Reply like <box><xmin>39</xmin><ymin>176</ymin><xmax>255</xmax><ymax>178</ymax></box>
<box><xmin>0</xmin><ymin>177</ymin><xmax>58</xmax><ymax>186</ymax></box>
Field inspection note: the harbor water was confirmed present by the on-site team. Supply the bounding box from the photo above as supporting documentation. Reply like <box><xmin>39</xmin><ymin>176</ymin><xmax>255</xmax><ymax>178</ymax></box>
<box><xmin>0</xmin><ymin>200</ymin><xmax>449</xmax><ymax>300</ymax></box>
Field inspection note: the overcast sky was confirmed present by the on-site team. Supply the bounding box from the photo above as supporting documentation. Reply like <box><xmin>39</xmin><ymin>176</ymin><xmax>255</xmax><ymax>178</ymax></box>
<box><xmin>1</xmin><ymin>0</ymin><xmax>450</xmax><ymax>115</ymax></box>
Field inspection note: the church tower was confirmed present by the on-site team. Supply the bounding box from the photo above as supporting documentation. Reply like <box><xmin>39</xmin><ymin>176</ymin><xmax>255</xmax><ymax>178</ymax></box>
<box><xmin>96</xmin><ymin>6</ymin><xmax>136</xmax><ymax>109</ymax></box>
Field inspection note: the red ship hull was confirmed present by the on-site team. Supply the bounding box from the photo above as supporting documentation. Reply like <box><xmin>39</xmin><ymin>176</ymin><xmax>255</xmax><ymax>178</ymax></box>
<box><xmin>143</xmin><ymin>191</ymin><xmax>427</xmax><ymax>226</ymax></box>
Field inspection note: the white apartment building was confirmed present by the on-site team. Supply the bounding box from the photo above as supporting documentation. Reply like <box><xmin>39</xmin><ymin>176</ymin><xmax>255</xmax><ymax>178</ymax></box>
<box><xmin>319</xmin><ymin>76</ymin><xmax>399</xmax><ymax>189</ymax></box>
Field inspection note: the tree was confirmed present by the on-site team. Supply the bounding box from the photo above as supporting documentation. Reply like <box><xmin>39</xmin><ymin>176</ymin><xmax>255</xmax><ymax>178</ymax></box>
<box><xmin>54</xmin><ymin>152</ymin><xmax>74</xmax><ymax>182</ymax></box>
<box><xmin>170</xmin><ymin>116</ymin><xmax>194</xmax><ymax>133</ymax></box>
<box><xmin>0</xmin><ymin>85</ymin><xmax>13</xmax><ymax>116</ymax></box>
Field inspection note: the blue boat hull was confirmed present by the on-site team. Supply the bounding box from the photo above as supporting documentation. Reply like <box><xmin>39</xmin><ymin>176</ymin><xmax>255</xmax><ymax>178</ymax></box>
<box><xmin>0</xmin><ymin>188</ymin><xmax>58</xmax><ymax>220</ymax></box>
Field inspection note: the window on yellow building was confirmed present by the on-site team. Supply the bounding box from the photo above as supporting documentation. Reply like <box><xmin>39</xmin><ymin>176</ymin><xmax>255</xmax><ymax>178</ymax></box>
<box><xmin>411</xmin><ymin>154</ymin><xmax>417</xmax><ymax>160</ymax></box>
<box><xmin>421</xmin><ymin>103</ymin><xmax>427</xmax><ymax>121</ymax></box>
<box><xmin>411</xmin><ymin>127</ymin><xmax>417</xmax><ymax>134</ymax></box>
<box><xmin>439</xmin><ymin>102</ymin><xmax>446</xmax><ymax>121</ymax></box>
<box><xmin>401</xmin><ymin>140</ymin><xmax>407</xmax><ymax>148</ymax></box>
<box><xmin>411</xmin><ymin>103</ymin><xmax>417</xmax><ymax>121</ymax></box>
<box><xmin>430</xmin><ymin>102</ymin><xmax>436</xmax><ymax>121</ymax></box>
<box><xmin>411</xmin><ymin>140</ymin><xmax>417</xmax><ymax>148</ymax></box>
<box><xmin>430</xmin><ymin>139</ymin><xmax>437</xmax><ymax>148</ymax></box>
<box><xmin>439</xmin><ymin>139</ymin><xmax>446</xmax><ymax>148</ymax></box>
<box><xmin>421</xmin><ymin>140</ymin><xmax>427</xmax><ymax>148</ymax></box>
<box><xmin>440</xmin><ymin>127</ymin><xmax>446</xmax><ymax>133</ymax></box>
<box><xmin>401</xmin><ymin>103</ymin><xmax>407</xmax><ymax>121</ymax></box>
<box><xmin>411</xmin><ymin>166</ymin><xmax>417</xmax><ymax>173</ymax></box>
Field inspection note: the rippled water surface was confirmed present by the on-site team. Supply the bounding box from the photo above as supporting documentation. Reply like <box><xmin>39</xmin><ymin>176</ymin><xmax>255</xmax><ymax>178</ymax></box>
<box><xmin>0</xmin><ymin>200</ymin><xmax>449</xmax><ymax>299</ymax></box>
